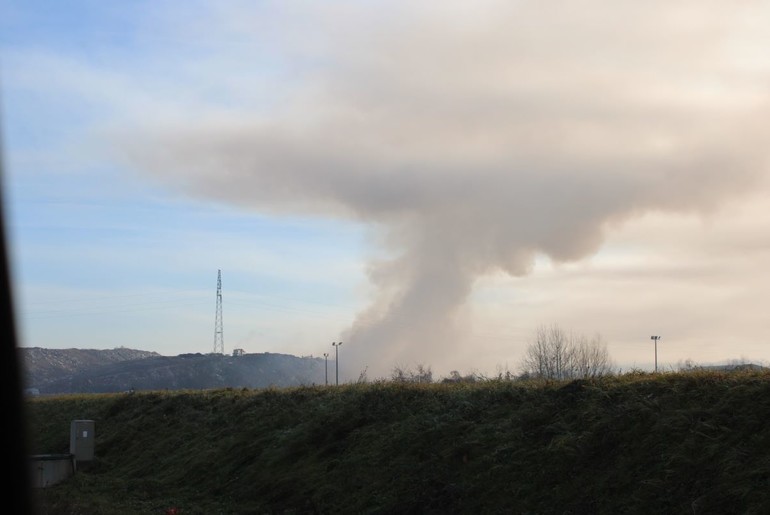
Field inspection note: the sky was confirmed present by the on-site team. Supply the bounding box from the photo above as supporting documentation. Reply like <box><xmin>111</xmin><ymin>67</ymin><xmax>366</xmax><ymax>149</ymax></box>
<box><xmin>2</xmin><ymin>0</ymin><xmax>769</xmax><ymax>381</ymax></box>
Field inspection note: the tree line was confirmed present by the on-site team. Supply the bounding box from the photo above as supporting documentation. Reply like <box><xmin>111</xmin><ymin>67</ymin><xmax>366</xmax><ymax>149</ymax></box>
<box><xmin>389</xmin><ymin>323</ymin><xmax>614</xmax><ymax>383</ymax></box>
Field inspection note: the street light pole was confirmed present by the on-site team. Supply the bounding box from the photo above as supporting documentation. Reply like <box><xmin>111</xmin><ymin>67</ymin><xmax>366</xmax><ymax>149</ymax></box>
<box><xmin>323</xmin><ymin>352</ymin><xmax>329</xmax><ymax>385</ymax></box>
<box><xmin>332</xmin><ymin>342</ymin><xmax>342</xmax><ymax>385</ymax></box>
<box><xmin>651</xmin><ymin>336</ymin><xmax>661</xmax><ymax>373</ymax></box>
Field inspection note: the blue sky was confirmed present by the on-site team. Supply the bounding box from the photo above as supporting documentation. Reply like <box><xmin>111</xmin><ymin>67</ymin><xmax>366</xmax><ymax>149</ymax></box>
<box><xmin>3</xmin><ymin>1</ymin><xmax>770</xmax><ymax>379</ymax></box>
<box><xmin>1</xmin><ymin>1</ymin><xmax>367</xmax><ymax>359</ymax></box>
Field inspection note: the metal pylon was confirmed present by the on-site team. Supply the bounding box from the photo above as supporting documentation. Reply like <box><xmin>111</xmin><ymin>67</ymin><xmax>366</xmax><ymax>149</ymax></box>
<box><xmin>213</xmin><ymin>269</ymin><xmax>224</xmax><ymax>354</ymax></box>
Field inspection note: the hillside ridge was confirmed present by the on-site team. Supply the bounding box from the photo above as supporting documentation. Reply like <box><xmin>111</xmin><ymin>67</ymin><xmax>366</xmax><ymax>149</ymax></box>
<box><xmin>21</xmin><ymin>347</ymin><xmax>326</xmax><ymax>394</ymax></box>
<box><xmin>28</xmin><ymin>370</ymin><xmax>770</xmax><ymax>514</ymax></box>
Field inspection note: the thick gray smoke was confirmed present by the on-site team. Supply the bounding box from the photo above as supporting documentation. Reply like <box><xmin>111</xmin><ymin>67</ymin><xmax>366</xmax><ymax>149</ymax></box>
<box><xmin>120</xmin><ymin>1</ymin><xmax>770</xmax><ymax>378</ymax></box>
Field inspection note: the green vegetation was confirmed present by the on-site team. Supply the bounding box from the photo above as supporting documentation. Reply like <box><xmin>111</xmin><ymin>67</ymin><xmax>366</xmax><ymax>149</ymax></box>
<box><xmin>27</xmin><ymin>370</ymin><xmax>770</xmax><ymax>514</ymax></box>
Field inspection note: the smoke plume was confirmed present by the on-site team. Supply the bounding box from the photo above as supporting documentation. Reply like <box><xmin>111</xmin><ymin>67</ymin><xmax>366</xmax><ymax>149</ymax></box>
<box><xmin>120</xmin><ymin>1</ymin><xmax>770</xmax><ymax>377</ymax></box>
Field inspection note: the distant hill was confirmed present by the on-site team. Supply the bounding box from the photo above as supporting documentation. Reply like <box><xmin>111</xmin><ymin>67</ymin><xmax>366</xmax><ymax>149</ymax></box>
<box><xmin>20</xmin><ymin>347</ymin><xmax>327</xmax><ymax>394</ymax></box>
<box><xmin>20</xmin><ymin>347</ymin><xmax>160</xmax><ymax>392</ymax></box>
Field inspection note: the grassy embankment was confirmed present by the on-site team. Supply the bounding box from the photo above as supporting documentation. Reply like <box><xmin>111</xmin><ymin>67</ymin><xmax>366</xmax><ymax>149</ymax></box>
<box><xmin>26</xmin><ymin>370</ymin><xmax>770</xmax><ymax>514</ymax></box>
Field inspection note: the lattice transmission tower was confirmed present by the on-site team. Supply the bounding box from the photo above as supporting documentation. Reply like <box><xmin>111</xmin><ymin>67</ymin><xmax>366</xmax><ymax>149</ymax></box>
<box><xmin>213</xmin><ymin>269</ymin><xmax>224</xmax><ymax>355</ymax></box>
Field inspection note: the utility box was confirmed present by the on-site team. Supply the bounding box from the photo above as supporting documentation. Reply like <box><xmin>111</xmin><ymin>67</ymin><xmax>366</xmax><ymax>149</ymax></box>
<box><xmin>70</xmin><ymin>420</ymin><xmax>95</xmax><ymax>462</ymax></box>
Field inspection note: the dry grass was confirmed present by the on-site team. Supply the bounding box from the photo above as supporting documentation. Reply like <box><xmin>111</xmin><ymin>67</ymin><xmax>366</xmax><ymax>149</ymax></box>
<box><xmin>27</xmin><ymin>370</ymin><xmax>770</xmax><ymax>514</ymax></box>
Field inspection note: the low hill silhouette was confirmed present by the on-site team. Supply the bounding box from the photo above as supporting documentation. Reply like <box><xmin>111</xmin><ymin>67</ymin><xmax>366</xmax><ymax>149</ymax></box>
<box><xmin>21</xmin><ymin>347</ymin><xmax>326</xmax><ymax>394</ymax></box>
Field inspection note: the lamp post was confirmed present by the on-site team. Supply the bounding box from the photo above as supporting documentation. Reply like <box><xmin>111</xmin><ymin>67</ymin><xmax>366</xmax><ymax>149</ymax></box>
<box><xmin>332</xmin><ymin>342</ymin><xmax>342</xmax><ymax>385</ymax></box>
<box><xmin>651</xmin><ymin>335</ymin><xmax>661</xmax><ymax>373</ymax></box>
<box><xmin>323</xmin><ymin>352</ymin><xmax>329</xmax><ymax>385</ymax></box>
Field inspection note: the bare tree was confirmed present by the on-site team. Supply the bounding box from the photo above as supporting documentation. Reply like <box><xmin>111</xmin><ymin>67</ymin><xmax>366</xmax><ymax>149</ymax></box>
<box><xmin>414</xmin><ymin>364</ymin><xmax>433</xmax><ymax>383</ymax></box>
<box><xmin>391</xmin><ymin>364</ymin><xmax>410</xmax><ymax>383</ymax></box>
<box><xmin>521</xmin><ymin>324</ymin><xmax>614</xmax><ymax>380</ymax></box>
<box><xmin>391</xmin><ymin>363</ymin><xmax>433</xmax><ymax>383</ymax></box>
<box><xmin>572</xmin><ymin>333</ymin><xmax>614</xmax><ymax>378</ymax></box>
<box><xmin>441</xmin><ymin>370</ymin><xmax>478</xmax><ymax>383</ymax></box>
<box><xmin>356</xmin><ymin>366</ymin><xmax>369</xmax><ymax>384</ymax></box>
<box><xmin>522</xmin><ymin>324</ymin><xmax>574</xmax><ymax>380</ymax></box>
